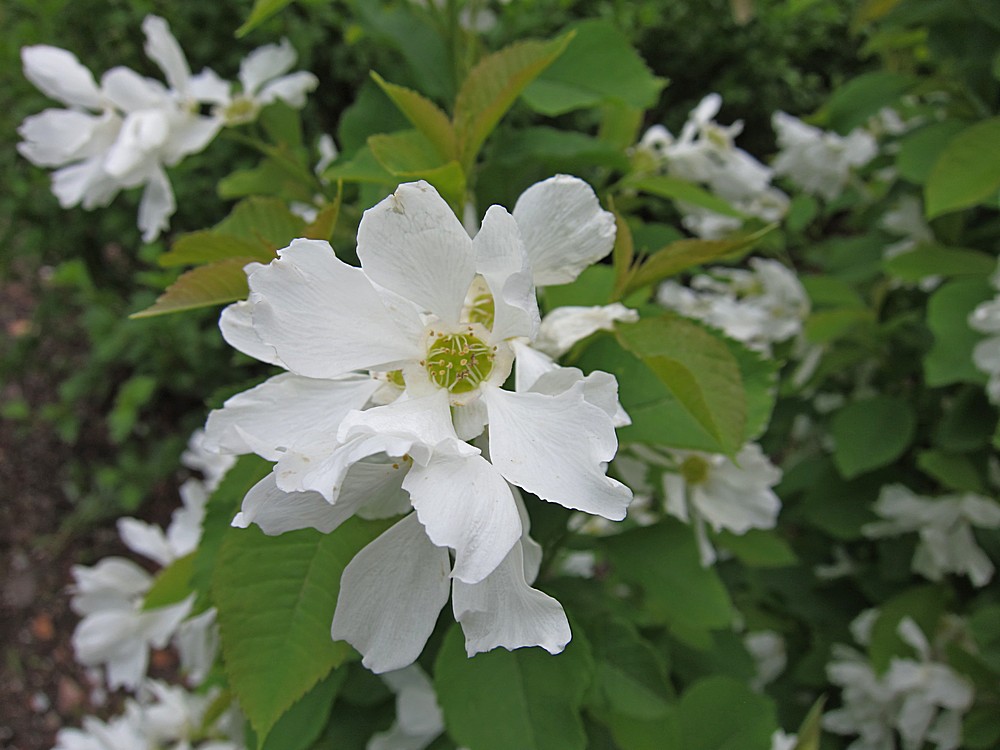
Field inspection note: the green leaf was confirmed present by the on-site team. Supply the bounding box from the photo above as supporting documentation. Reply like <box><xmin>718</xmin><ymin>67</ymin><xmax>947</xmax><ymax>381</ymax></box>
<box><xmin>715</xmin><ymin>530</ymin><xmax>797</xmax><ymax>568</ymax></box>
<box><xmin>924</xmin><ymin>278</ymin><xmax>994</xmax><ymax>386</ymax></box>
<box><xmin>213</xmin><ymin>519</ymin><xmax>391</xmax><ymax>742</ymax></box>
<box><xmin>678</xmin><ymin>677</ymin><xmax>776</xmax><ymax>750</ymax></box>
<box><xmin>259</xmin><ymin>101</ymin><xmax>304</xmax><ymax>149</ymax></box>
<box><xmin>821</xmin><ymin>71</ymin><xmax>914</xmax><ymax>133</ymax></box>
<box><xmin>804</xmin><ymin>308</ymin><xmax>873</xmax><ymax>344</ymax></box>
<box><xmin>611</xmin><ymin>209</ymin><xmax>635</xmax><ymax>301</ymax></box>
<box><xmin>916</xmin><ymin>450</ymin><xmax>986</xmax><ymax>493</ymax></box>
<box><xmin>368</xmin><ymin>130</ymin><xmax>466</xmax><ymax>210</ymax></box>
<box><xmin>142</xmin><ymin>552</ymin><xmax>195</xmax><ymax>610</ymax></box>
<box><xmin>522</xmin><ymin>20</ymin><xmax>665</xmax><ymax>116</ymax></box>
<box><xmin>617</xmin><ymin>316</ymin><xmax>746</xmax><ymax>456</ymax></box>
<box><xmin>926</xmin><ymin>118</ymin><xmax>1000</xmax><ymax>217</ymax></box>
<box><xmin>868</xmin><ymin>585</ymin><xmax>949</xmax><ymax>672</ymax></box>
<box><xmin>237</xmin><ymin>0</ymin><xmax>295</xmax><ymax>37</ymax></box>
<box><xmin>219</xmin><ymin>160</ymin><xmax>317</xmax><ymax>203</ymax></box>
<box><xmin>791</xmin><ymin>697</ymin><xmax>825</xmax><ymax>750</ymax></box>
<box><xmin>107</xmin><ymin>374</ymin><xmax>157</xmax><ymax>442</ymax></box>
<box><xmin>158</xmin><ymin>231</ymin><xmax>273</xmax><ymax>268</ymax></box>
<box><xmin>604</xmin><ymin>521</ymin><xmax>733</xmax><ymax>637</ymax></box>
<box><xmin>597</xmin><ymin>706</ymin><xmax>682</xmax><ymax>750</ymax></box>
<box><xmin>453</xmin><ymin>33</ymin><xmax>574</xmax><ymax>171</ymax></box>
<box><xmin>131</xmin><ymin>259</ymin><xmax>253</xmax><ymax>318</ymax></box>
<box><xmin>726</xmin><ymin>339</ymin><xmax>778</xmax><ymax>442</ymax></box>
<box><xmin>492</xmin><ymin>126</ymin><xmax>629</xmax><ymax>171</ymax></box>
<box><xmin>254</xmin><ymin>670</ymin><xmax>346</xmax><ymax>750</ymax></box>
<box><xmin>883</xmin><ymin>243</ymin><xmax>996</xmax><ymax>281</ymax></box>
<box><xmin>627</xmin><ymin>175</ymin><xmax>744</xmax><ymax>218</ymax></box>
<box><xmin>830</xmin><ymin>396</ymin><xmax>916</xmax><ymax>478</ymax></box>
<box><xmin>964</xmin><ymin>706</ymin><xmax>1000</xmax><ymax>749</ymax></box>
<box><xmin>323</xmin><ymin>145</ymin><xmax>398</xmax><ymax>185</ymax></box>
<box><xmin>434</xmin><ymin>624</ymin><xmax>593</xmax><ymax>750</ymax></box>
<box><xmin>370</xmin><ymin>72</ymin><xmax>456</xmax><ymax>161</ymax></box>
<box><xmin>895</xmin><ymin>120</ymin><xmax>967</xmax><ymax>185</ymax></box>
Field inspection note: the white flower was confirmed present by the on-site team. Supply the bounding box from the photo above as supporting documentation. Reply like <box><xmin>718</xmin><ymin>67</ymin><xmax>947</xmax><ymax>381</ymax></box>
<box><xmin>532</xmin><ymin>303</ymin><xmax>638</xmax><ymax>358</ymax></box>
<box><xmin>772</xmin><ymin>111</ymin><xmax>877</xmax><ymax>201</ymax></box>
<box><xmin>369</xmin><ymin>666</ymin><xmax>446</xmax><ymax>750</ymax></box>
<box><xmin>214</xmin><ymin>38</ymin><xmax>318</xmax><ymax>126</ymax></box>
<box><xmin>182</xmin><ymin>429</ymin><xmax>236</xmax><ymax>492</ymax></box>
<box><xmin>745</xmin><ymin>630</ymin><xmax>787</xmax><ymax>692</ymax></box>
<box><xmin>53</xmin><ymin>713</ymin><xmax>148</xmax><ymax>750</ymax></box>
<box><xmin>969</xmin><ymin>267</ymin><xmax>1000</xmax><ymax>403</ymax></box>
<box><xmin>204</xmin><ymin>176</ymin><xmax>629</xmax><ymax>671</ymax></box>
<box><xmin>663</xmin><ymin>443</ymin><xmax>782</xmax><ymax>566</ymax></box>
<box><xmin>862</xmin><ymin>484</ymin><xmax>1000</xmax><ymax>587</ymax></box>
<box><xmin>770</xmin><ymin>730</ymin><xmax>798</xmax><ymax>750</ymax></box>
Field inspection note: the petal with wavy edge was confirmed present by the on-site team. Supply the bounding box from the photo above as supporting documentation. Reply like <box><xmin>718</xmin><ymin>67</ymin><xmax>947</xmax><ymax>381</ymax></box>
<box><xmin>52</xmin><ymin>157</ymin><xmax>121</xmax><ymax>210</ymax></box>
<box><xmin>219</xmin><ymin>299</ymin><xmax>281</xmax><ymax>365</ymax></box>
<box><xmin>117</xmin><ymin>518</ymin><xmax>173</xmax><ymax>567</ymax></box>
<box><xmin>510</xmin><ymin>486</ymin><xmax>543</xmax><ymax>583</ymax></box>
<box><xmin>188</xmin><ymin>69</ymin><xmax>231</xmax><ymax>105</ymax></box>
<box><xmin>484</xmin><ymin>385</ymin><xmax>631</xmax><ymax>520</ymax></box>
<box><xmin>357</xmin><ymin>181</ymin><xmax>475</xmax><ymax>324</ymax></box>
<box><xmin>138</xmin><ymin>165</ymin><xmax>175</xmax><ymax>242</ymax></box>
<box><xmin>257</xmin><ymin>72</ymin><xmax>319</xmax><ymax>108</ymax></box>
<box><xmin>453</xmin><ymin>541</ymin><xmax>570</xmax><ymax>657</ymax></box>
<box><xmin>248</xmin><ymin>239</ymin><xmax>422</xmax><ymax>377</ymax></box>
<box><xmin>512</xmin><ymin>175</ymin><xmax>615</xmax><ymax>286</ymax></box>
<box><xmin>239</xmin><ymin>39</ymin><xmax>296</xmax><ymax>95</ymax></box>
<box><xmin>511</xmin><ymin>340</ymin><xmax>557</xmax><ymax>393</ymax></box>
<box><xmin>525</xmin><ymin>364</ymin><xmax>630</xmax><ymax>427</ymax></box>
<box><xmin>232</xmin><ymin>474</ymin><xmax>356</xmax><ymax>535</ymax></box>
<box><xmin>474</xmin><ymin>206</ymin><xmax>539</xmax><ymax>342</ymax></box>
<box><xmin>404</xmin><ymin>453</ymin><xmax>520</xmax><ymax>584</ymax></box>
<box><xmin>332</xmin><ymin>514</ymin><xmax>451</xmax><ymax>673</ymax></box>
<box><xmin>534</xmin><ymin>303</ymin><xmax>637</xmax><ymax>358</ymax></box>
<box><xmin>203</xmin><ymin>371</ymin><xmax>379</xmax><ymax>460</ymax></box>
<box><xmin>142</xmin><ymin>16</ymin><xmax>191</xmax><ymax>95</ymax></box>
<box><xmin>21</xmin><ymin>45</ymin><xmax>103</xmax><ymax>109</ymax></box>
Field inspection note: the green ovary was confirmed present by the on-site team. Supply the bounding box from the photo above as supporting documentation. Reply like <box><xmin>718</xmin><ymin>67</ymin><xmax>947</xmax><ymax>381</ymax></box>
<box><xmin>426</xmin><ymin>332</ymin><xmax>494</xmax><ymax>394</ymax></box>
<box><xmin>680</xmin><ymin>455</ymin><xmax>710</xmax><ymax>486</ymax></box>
<box><xmin>466</xmin><ymin>292</ymin><xmax>495</xmax><ymax>330</ymax></box>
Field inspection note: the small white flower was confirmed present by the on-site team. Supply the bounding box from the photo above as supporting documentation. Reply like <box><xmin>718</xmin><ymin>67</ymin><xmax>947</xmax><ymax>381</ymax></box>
<box><xmin>214</xmin><ymin>38</ymin><xmax>318</xmax><ymax>126</ymax></box>
<box><xmin>863</xmin><ymin>484</ymin><xmax>1000</xmax><ymax>587</ymax></box>
<box><xmin>772</xmin><ymin>111</ymin><xmax>877</xmax><ymax>201</ymax></box>
<box><xmin>769</xmin><ymin>730</ymin><xmax>798</xmax><ymax>750</ymax></box>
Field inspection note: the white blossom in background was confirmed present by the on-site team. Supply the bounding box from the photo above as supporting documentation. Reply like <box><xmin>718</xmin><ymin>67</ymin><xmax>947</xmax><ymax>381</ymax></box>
<box><xmin>203</xmin><ymin>176</ymin><xmax>631</xmax><ymax>672</ymax></box>
<box><xmin>369</xmin><ymin>666</ymin><xmax>450</xmax><ymax>750</ymax></box>
<box><xmin>744</xmin><ymin>630</ymin><xmax>787</xmax><ymax>692</ymax></box>
<box><xmin>769</xmin><ymin>730</ymin><xmax>798</xmax><ymax>750</ymax></box>
<box><xmin>969</xmin><ymin>265</ymin><xmax>1000</xmax><ymax>403</ymax></box>
<box><xmin>771</xmin><ymin>111</ymin><xmax>877</xmax><ymax>202</ymax></box>
<box><xmin>637</xmin><ymin>94</ymin><xmax>789</xmax><ymax>238</ymax></box>
<box><xmin>862</xmin><ymin>484</ymin><xmax>1000</xmax><ymax>587</ymax></box>
<box><xmin>662</xmin><ymin>443</ymin><xmax>782</xmax><ymax>566</ymax></box>
<box><xmin>657</xmin><ymin>257</ymin><xmax>809</xmax><ymax>355</ymax></box>
<box><xmin>824</xmin><ymin>616</ymin><xmax>974</xmax><ymax>750</ymax></box>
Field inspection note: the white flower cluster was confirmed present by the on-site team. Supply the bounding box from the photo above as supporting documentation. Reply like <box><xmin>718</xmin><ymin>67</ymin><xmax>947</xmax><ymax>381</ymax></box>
<box><xmin>202</xmin><ymin>176</ymin><xmax>634</xmax><ymax>673</ymax></box>
<box><xmin>657</xmin><ymin>256</ymin><xmax>810</xmax><ymax>355</ymax></box>
<box><xmin>863</xmin><ymin>484</ymin><xmax>1000</xmax><ymax>587</ymax></box>
<box><xmin>824</xmin><ymin>614</ymin><xmax>974</xmax><ymax>750</ymax></box>
<box><xmin>969</xmin><ymin>263</ymin><xmax>1000</xmax><ymax>403</ymax></box>
<box><xmin>771</xmin><ymin>111</ymin><xmax>877</xmax><ymax>202</ymax></box>
<box><xmin>638</xmin><ymin>93</ymin><xmax>790</xmax><ymax>238</ymax></box>
<box><xmin>18</xmin><ymin>16</ymin><xmax>317</xmax><ymax>241</ymax></box>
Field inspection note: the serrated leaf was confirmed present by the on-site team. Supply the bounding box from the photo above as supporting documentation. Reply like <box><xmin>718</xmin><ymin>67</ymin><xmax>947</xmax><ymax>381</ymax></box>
<box><xmin>434</xmin><ymin>624</ymin><xmax>594</xmax><ymax>750</ymax></box>
<box><xmin>131</xmin><ymin>258</ymin><xmax>254</xmax><ymax>318</ymax></box>
<box><xmin>253</xmin><ymin>670</ymin><xmax>346</xmax><ymax>750</ymax></box>
<box><xmin>453</xmin><ymin>34</ymin><xmax>574</xmax><ymax>171</ymax></box>
<box><xmin>627</xmin><ymin>175</ymin><xmax>744</xmax><ymax>218</ymax></box>
<box><xmin>142</xmin><ymin>552</ymin><xmax>195</xmax><ymax>610</ymax></box>
<box><xmin>830</xmin><ymin>396</ymin><xmax>916</xmax><ymax>478</ymax></box>
<box><xmin>159</xmin><ymin>231</ymin><xmax>273</xmax><ymax>268</ymax></box>
<box><xmin>522</xmin><ymin>20</ymin><xmax>665</xmax><ymax>116</ymax></box>
<box><xmin>925</xmin><ymin>118</ymin><xmax>1000</xmax><ymax>217</ymax></box>
<box><xmin>616</xmin><ymin>316</ymin><xmax>745</xmax><ymax>456</ymax></box>
<box><xmin>678</xmin><ymin>677</ymin><xmax>777</xmax><ymax>750</ymax></box>
<box><xmin>214</xmin><ymin>519</ymin><xmax>391</xmax><ymax>743</ymax></box>
<box><xmin>237</xmin><ymin>0</ymin><xmax>295</xmax><ymax>37</ymax></box>
<box><xmin>370</xmin><ymin>72</ymin><xmax>456</xmax><ymax>161</ymax></box>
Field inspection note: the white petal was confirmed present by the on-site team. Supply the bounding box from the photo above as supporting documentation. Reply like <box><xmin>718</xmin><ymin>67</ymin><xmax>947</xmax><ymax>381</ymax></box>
<box><xmin>233</xmin><ymin>474</ymin><xmax>355</xmax><ymax>535</ymax></box>
<box><xmin>101</xmin><ymin>66</ymin><xmax>169</xmax><ymax>113</ymax></box>
<box><xmin>17</xmin><ymin>109</ymin><xmax>105</xmax><ymax>167</ymax></box>
<box><xmin>161</xmin><ymin>114</ymin><xmax>222</xmax><ymax>165</ymax></box>
<box><xmin>249</xmin><ymin>239</ymin><xmax>422</xmax><ymax>377</ymax></box>
<box><xmin>453</xmin><ymin>541</ymin><xmax>570</xmax><ymax>656</ymax></box>
<box><xmin>525</xmin><ymin>364</ymin><xmax>629</xmax><ymax>426</ymax></box>
<box><xmin>474</xmin><ymin>206</ymin><xmax>539</xmax><ymax>342</ymax></box>
<box><xmin>513</xmin><ymin>175</ymin><xmax>616</xmax><ymax>286</ymax></box>
<box><xmin>51</xmin><ymin>157</ymin><xmax>120</xmax><ymax>209</ymax></box>
<box><xmin>104</xmin><ymin>109</ymin><xmax>169</xmax><ymax>178</ymax></box>
<box><xmin>21</xmin><ymin>45</ymin><xmax>103</xmax><ymax>109</ymax></box>
<box><xmin>174</xmin><ymin>607</ymin><xmax>218</xmax><ymax>686</ymax></box>
<box><xmin>331</xmin><ymin>515</ymin><xmax>451</xmax><ymax>673</ymax></box>
<box><xmin>219</xmin><ymin>299</ymin><xmax>281</xmax><ymax>365</ymax></box>
<box><xmin>142</xmin><ymin>15</ymin><xmax>191</xmax><ymax>94</ymax></box>
<box><xmin>203</xmin><ymin>371</ymin><xmax>379</xmax><ymax>460</ymax></box>
<box><xmin>239</xmin><ymin>39</ymin><xmax>296</xmax><ymax>95</ymax></box>
<box><xmin>357</xmin><ymin>181</ymin><xmax>476</xmax><ymax>324</ymax></box>
<box><xmin>256</xmin><ymin>72</ymin><xmax>319</xmax><ymax>108</ymax></box>
<box><xmin>534</xmin><ymin>303</ymin><xmax>637</xmax><ymax>358</ymax></box>
<box><xmin>117</xmin><ymin>518</ymin><xmax>173</xmax><ymax>567</ymax></box>
<box><xmin>485</xmin><ymin>385</ymin><xmax>631</xmax><ymax>519</ymax></box>
<box><xmin>512</xmin><ymin>340</ymin><xmax>558</xmax><ymax>393</ymax></box>
<box><xmin>403</xmin><ymin>453</ymin><xmax>521</xmax><ymax>584</ymax></box>
<box><xmin>138</xmin><ymin>165</ymin><xmax>175</xmax><ymax>242</ymax></box>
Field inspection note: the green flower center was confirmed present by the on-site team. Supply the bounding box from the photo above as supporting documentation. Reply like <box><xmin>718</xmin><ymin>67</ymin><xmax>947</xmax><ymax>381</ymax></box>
<box><xmin>680</xmin><ymin>455</ymin><xmax>710</xmax><ymax>486</ymax></box>
<box><xmin>466</xmin><ymin>290</ymin><xmax>495</xmax><ymax>330</ymax></box>
<box><xmin>222</xmin><ymin>96</ymin><xmax>258</xmax><ymax>125</ymax></box>
<box><xmin>426</xmin><ymin>332</ymin><xmax>494</xmax><ymax>394</ymax></box>
<box><xmin>386</xmin><ymin>369</ymin><xmax>405</xmax><ymax>388</ymax></box>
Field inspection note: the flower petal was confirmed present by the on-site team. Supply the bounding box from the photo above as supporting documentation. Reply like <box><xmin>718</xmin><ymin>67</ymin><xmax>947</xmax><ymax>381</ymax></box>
<box><xmin>474</xmin><ymin>205</ymin><xmax>539</xmax><ymax>342</ymax></box>
<box><xmin>51</xmin><ymin>156</ymin><xmax>121</xmax><ymax>210</ymax></box>
<box><xmin>21</xmin><ymin>45</ymin><xmax>103</xmax><ymax>109</ymax></box>
<box><xmin>484</xmin><ymin>385</ymin><xmax>632</xmax><ymax>520</ymax></box>
<box><xmin>534</xmin><ymin>303</ymin><xmax>637</xmax><ymax>358</ymax></box>
<box><xmin>239</xmin><ymin>39</ymin><xmax>296</xmax><ymax>95</ymax></box>
<box><xmin>452</xmin><ymin>540</ymin><xmax>570</xmax><ymax>657</ymax></box>
<box><xmin>101</xmin><ymin>66</ymin><xmax>169</xmax><ymax>113</ymax></box>
<box><xmin>141</xmin><ymin>15</ymin><xmax>191</xmax><ymax>95</ymax></box>
<box><xmin>512</xmin><ymin>175</ymin><xmax>615</xmax><ymax>286</ymax></box>
<box><xmin>403</xmin><ymin>453</ymin><xmax>521</xmax><ymax>584</ymax></box>
<box><xmin>233</xmin><ymin>474</ymin><xmax>356</xmax><ymax>535</ymax></box>
<box><xmin>331</xmin><ymin>514</ymin><xmax>451</xmax><ymax>673</ymax></box>
<box><xmin>357</xmin><ymin>181</ymin><xmax>475</xmax><ymax>324</ymax></box>
<box><xmin>161</xmin><ymin>114</ymin><xmax>222</xmax><ymax>165</ymax></box>
<box><xmin>138</xmin><ymin>165</ymin><xmax>175</xmax><ymax>242</ymax></box>
<box><xmin>248</xmin><ymin>239</ymin><xmax>422</xmax><ymax>377</ymax></box>
<box><xmin>116</xmin><ymin>518</ymin><xmax>173</xmax><ymax>567</ymax></box>
<box><xmin>218</xmin><ymin>298</ymin><xmax>281</xmax><ymax>365</ymax></box>
<box><xmin>17</xmin><ymin>109</ymin><xmax>106</xmax><ymax>167</ymax></box>
<box><xmin>256</xmin><ymin>72</ymin><xmax>318</xmax><ymax>108</ymax></box>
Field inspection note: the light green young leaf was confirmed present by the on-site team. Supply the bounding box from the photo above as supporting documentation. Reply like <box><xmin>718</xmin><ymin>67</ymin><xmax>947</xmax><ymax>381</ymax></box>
<box><xmin>252</xmin><ymin>670</ymin><xmax>346</xmax><ymax>750</ymax></box>
<box><xmin>678</xmin><ymin>677</ymin><xmax>777</xmax><ymax>750</ymax></box>
<box><xmin>142</xmin><ymin>552</ymin><xmax>195</xmax><ymax>611</ymax></box>
<box><xmin>616</xmin><ymin>316</ymin><xmax>746</xmax><ymax>456</ymax></box>
<box><xmin>368</xmin><ymin>130</ymin><xmax>466</xmax><ymax>210</ymax></box>
<box><xmin>237</xmin><ymin>0</ymin><xmax>295</xmax><ymax>37</ymax></box>
<box><xmin>214</xmin><ymin>519</ymin><xmax>391</xmax><ymax>744</ymax></box>
<box><xmin>453</xmin><ymin>34</ymin><xmax>574</xmax><ymax>172</ymax></box>
<box><xmin>830</xmin><ymin>396</ymin><xmax>916</xmax><ymax>478</ymax></box>
<box><xmin>370</xmin><ymin>72</ymin><xmax>456</xmax><ymax>161</ymax></box>
<box><xmin>131</xmin><ymin>258</ymin><xmax>253</xmax><ymax>318</ymax></box>
<box><xmin>925</xmin><ymin>117</ymin><xmax>1000</xmax><ymax>217</ymax></box>
<box><xmin>434</xmin><ymin>624</ymin><xmax>594</xmax><ymax>750</ymax></box>
<box><xmin>323</xmin><ymin>145</ymin><xmax>398</xmax><ymax>185</ymax></box>
<box><xmin>522</xmin><ymin>20</ymin><xmax>665</xmax><ymax>116</ymax></box>
<box><xmin>158</xmin><ymin>232</ymin><xmax>273</xmax><ymax>269</ymax></box>
<box><xmin>791</xmin><ymin>697</ymin><xmax>825</xmax><ymax>750</ymax></box>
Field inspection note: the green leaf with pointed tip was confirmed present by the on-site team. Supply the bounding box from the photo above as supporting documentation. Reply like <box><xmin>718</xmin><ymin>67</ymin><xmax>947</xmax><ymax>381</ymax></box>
<box><xmin>368</xmin><ymin>130</ymin><xmax>466</xmax><ymax>211</ymax></box>
<box><xmin>131</xmin><ymin>258</ymin><xmax>254</xmax><ymax>318</ymax></box>
<box><xmin>142</xmin><ymin>552</ymin><xmax>195</xmax><ymax>611</ymax></box>
<box><xmin>830</xmin><ymin>396</ymin><xmax>916</xmax><ymax>478</ymax></box>
<box><xmin>895</xmin><ymin>120</ymin><xmax>967</xmax><ymax>185</ymax></box>
<box><xmin>791</xmin><ymin>697</ymin><xmax>825</xmax><ymax>750</ymax></box>
<box><xmin>627</xmin><ymin>175</ymin><xmax>744</xmax><ymax>218</ymax></box>
<box><xmin>453</xmin><ymin>33</ymin><xmax>574</xmax><ymax>172</ymax></box>
<box><xmin>678</xmin><ymin>677</ymin><xmax>777</xmax><ymax>750</ymax></box>
<box><xmin>237</xmin><ymin>0</ymin><xmax>295</xmax><ymax>37</ymax></box>
<box><xmin>370</xmin><ymin>72</ymin><xmax>456</xmax><ymax>161</ymax></box>
<box><xmin>616</xmin><ymin>315</ymin><xmax>745</xmax><ymax>456</ymax></box>
<box><xmin>434</xmin><ymin>624</ymin><xmax>594</xmax><ymax>750</ymax></box>
<box><xmin>926</xmin><ymin>118</ymin><xmax>1000</xmax><ymax>218</ymax></box>
<box><xmin>324</xmin><ymin>145</ymin><xmax>398</xmax><ymax>185</ymax></box>
<box><xmin>214</xmin><ymin>519</ymin><xmax>391</xmax><ymax>744</ymax></box>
